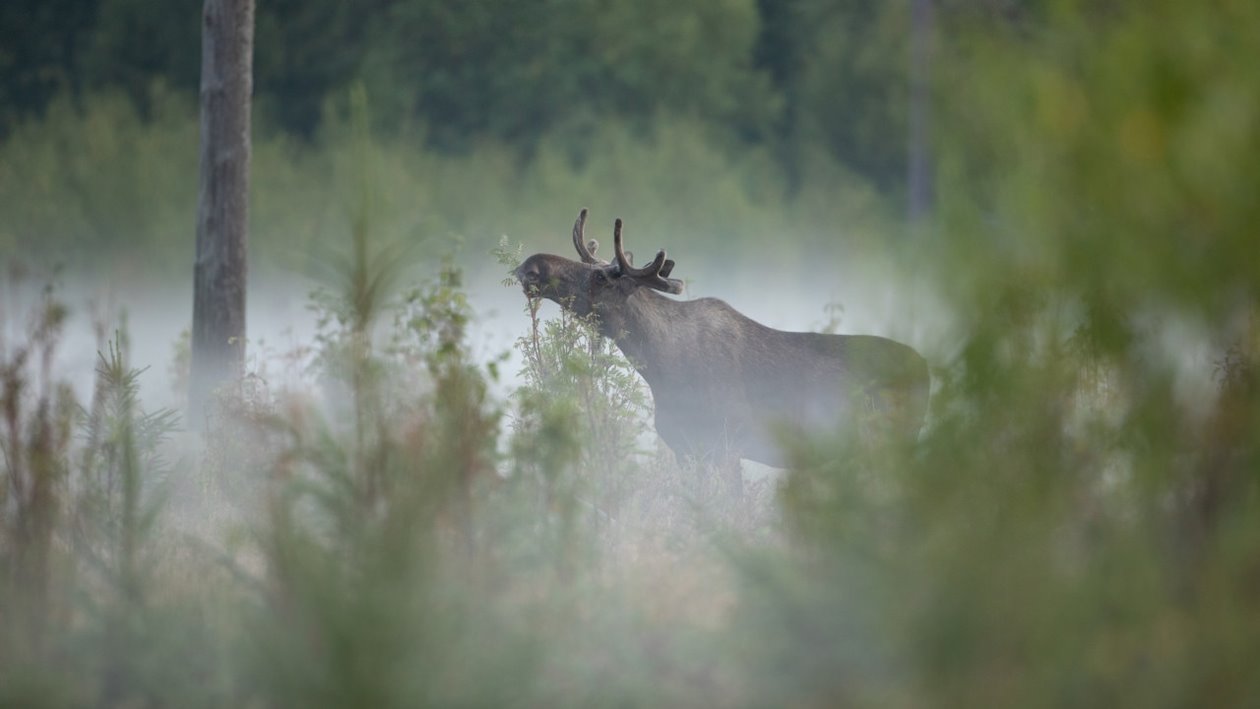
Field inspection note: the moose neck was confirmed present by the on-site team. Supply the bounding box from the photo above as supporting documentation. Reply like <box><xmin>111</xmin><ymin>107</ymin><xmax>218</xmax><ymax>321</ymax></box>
<box><xmin>594</xmin><ymin>289</ymin><xmax>678</xmax><ymax>382</ymax></box>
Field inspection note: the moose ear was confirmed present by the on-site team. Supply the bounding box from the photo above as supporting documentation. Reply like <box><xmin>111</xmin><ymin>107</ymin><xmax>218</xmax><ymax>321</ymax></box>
<box><xmin>587</xmin><ymin>239</ymin><xmax>599</xmax><ymax>257</ymax></box>
<box><xmin>658</xmin><ymin>277</ymin><xmax>685</xmax><ymax>295</ymax></box>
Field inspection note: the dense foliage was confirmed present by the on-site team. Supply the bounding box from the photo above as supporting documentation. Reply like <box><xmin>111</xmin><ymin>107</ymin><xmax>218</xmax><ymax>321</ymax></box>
<box><xmin>761</xmin><ymin>0</ymin><xmax>1260</xmax><ymax>704</ymax></box>
<box><xmin>1</xmin><ymin>0</ymin><xmax>924</xmax><ymax>191</ymax></box>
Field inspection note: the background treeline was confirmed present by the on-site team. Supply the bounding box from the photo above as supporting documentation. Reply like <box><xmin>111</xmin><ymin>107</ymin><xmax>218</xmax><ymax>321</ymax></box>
<box><xmin>0</xmin><ymin>0</ymin><xmax>1059</xmax><ymax>276</ymax></box>
<box><xmin>2</xmin><ymin>0</ymin><xmax>1042</xmax><ymax>195</ymax></box>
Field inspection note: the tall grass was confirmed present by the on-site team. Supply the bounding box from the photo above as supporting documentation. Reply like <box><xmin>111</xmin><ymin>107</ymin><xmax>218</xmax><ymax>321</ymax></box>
<box><xmin>2</xmin><ymin>110</ymin><xmax>774</xmax><ymax>704</ymax></box>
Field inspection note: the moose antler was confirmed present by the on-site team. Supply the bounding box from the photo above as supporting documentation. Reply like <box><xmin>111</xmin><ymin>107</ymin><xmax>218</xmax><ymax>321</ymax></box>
<box><xmin>613</xmin><ymin>218</ymin><xmax>684</xmax><ymax>294</ymax></box>
<box><xmin>572</xmin><ymin>208</ymin><xmax>603</xmax><ymax>264</ymax></box>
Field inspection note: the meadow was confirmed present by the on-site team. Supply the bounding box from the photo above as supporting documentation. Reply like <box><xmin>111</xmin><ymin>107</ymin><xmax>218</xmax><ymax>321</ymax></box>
<box><xmin>3</xmin><ymin>0</ymin><xmax>1260</xmax><ymax>706</ymax></box>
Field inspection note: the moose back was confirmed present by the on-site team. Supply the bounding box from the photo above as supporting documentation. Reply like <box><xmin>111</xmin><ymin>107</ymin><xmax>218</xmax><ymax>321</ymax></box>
<box><xmin>515</xmin><ymin>209</ymin><xmax>929</xmax><ymax>466</ymax></box>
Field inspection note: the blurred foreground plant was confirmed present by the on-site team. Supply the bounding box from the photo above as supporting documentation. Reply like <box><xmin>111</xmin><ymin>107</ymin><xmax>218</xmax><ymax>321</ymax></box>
<box><xmin>0</xmin><ymin>284</ymin><xmax>235</xmax><ymax>707</ymax></box>
<box><xmin>736</xmin><ymin>2</ymin><xmax>1260</xmax><ymax>706</ymax></box>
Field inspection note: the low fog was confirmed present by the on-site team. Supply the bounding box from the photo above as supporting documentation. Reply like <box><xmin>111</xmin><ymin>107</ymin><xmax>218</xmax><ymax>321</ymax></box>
<box><xmin>20</xmin><ymin>226</ymin><xmax>946</xmax><ymax>403</ymax></box>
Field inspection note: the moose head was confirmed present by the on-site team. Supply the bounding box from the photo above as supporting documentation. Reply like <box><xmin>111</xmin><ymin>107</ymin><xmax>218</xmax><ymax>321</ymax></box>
<box><xmin>515</xmin><ymin>209</ymin><xmax>683</xmax><ymax>327</ymax></box>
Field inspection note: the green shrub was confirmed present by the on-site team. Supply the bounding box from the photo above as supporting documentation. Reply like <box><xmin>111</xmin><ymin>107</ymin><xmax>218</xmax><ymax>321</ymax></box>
<box><xmin>735</xmin><ymin>2</ymin><xmax>1260</xmax><ymax>706</ymax></box>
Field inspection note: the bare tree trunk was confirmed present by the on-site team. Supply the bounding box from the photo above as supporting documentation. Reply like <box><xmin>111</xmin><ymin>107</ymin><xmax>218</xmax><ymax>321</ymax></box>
<box><xmin>190</xmin><ymin>0</ymin><xmax>254</xmax><ymax>422</ymax></box>
<box><xmin>908</xmin><ymin>0</ymin><xmax>934</xmax><ymax>222</ymax></box>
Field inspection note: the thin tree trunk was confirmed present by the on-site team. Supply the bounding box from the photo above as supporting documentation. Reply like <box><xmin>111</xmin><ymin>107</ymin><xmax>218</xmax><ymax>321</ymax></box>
<box><xmin>190</xmin><ymin>0</ymin><xmax>254</xmax><ymax>422</ymax></box>
<box><xmin>908</xmin><ymin>0</ymin><xmax>934</xmax><ymax>222</ymax></box>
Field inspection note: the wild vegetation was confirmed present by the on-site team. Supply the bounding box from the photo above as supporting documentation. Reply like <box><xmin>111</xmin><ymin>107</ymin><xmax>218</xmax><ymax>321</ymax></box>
<box><xmin>3</xmin><ymin>0</ymin><xmax>1260</xmax><ymax>706</ymax></box>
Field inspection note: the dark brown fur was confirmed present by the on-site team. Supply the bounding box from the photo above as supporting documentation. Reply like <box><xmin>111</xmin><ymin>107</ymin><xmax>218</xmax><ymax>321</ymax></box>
<box><xmin>516</xmin><ymin>211</ymin><xmax>929</xmax><ymax>466</ymax></box>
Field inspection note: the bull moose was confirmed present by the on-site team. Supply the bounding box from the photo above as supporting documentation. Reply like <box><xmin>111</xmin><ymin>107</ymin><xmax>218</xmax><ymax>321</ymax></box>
<box><xmin>515</xmin><ymin>209</ymin><xmax>929</xmax><ymax>466</ymax></box>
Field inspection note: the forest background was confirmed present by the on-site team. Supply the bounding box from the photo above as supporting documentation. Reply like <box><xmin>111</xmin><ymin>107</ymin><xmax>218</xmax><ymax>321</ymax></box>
<box><xmin>2</xmin><ymin>0</ymin><xmax>935</xmax><ymax>277</ymax></box>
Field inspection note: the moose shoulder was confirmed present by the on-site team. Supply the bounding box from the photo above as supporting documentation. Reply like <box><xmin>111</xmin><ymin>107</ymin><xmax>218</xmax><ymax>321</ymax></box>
<box><xmin>515</xmin><ymin>209</ymin><xmax>929</xmax><ymax>467</ymax></box>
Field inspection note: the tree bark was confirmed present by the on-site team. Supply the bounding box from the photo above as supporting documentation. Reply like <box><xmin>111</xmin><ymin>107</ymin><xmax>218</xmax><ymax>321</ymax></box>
<box><xmin>190</xmin><ymin>0</ymin><xmax>254</xmax><ymax>422</ymax></box>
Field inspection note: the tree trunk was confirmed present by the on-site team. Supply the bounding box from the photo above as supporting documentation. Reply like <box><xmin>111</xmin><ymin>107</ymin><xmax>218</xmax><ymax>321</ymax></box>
<box><xmin>190</xmin><ymin>0</ymin><xmax>254</xmax><ymax>423</ymax></box>
<box><xmin>907</xmin><ymin>0</ymin><xmax>934</xmax><ymax>222</ymax></box>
